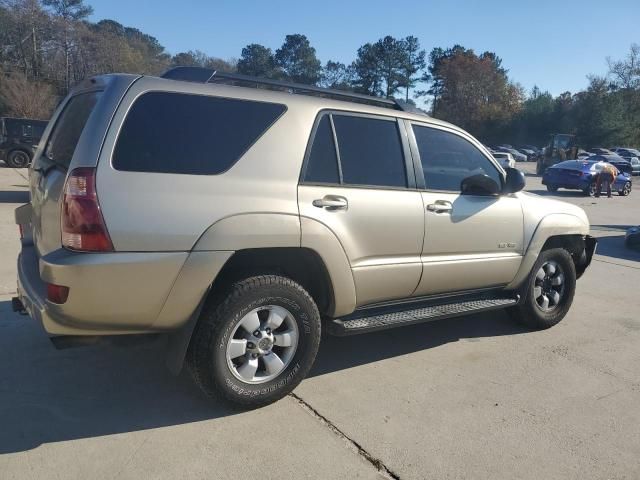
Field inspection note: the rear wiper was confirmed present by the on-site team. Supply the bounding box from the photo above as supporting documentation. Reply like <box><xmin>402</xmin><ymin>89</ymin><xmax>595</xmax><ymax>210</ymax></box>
<box><xmin>32</xmin><ymin>158</ymin><xmax>57</xmax><ymax>176</ymax></box>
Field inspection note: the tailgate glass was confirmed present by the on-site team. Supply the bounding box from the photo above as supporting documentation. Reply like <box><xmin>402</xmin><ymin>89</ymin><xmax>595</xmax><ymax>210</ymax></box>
<box><xmin>43</xmin><ymin>91</ymin><xmax>102</xmax><ymax>170</ymax></box>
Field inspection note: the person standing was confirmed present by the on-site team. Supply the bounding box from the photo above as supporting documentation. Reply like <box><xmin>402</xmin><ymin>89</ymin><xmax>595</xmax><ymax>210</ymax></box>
<box><xmin>594</xmin><ymin>161</ymin><xmax>619</xmax><ymax>198</ymax></box>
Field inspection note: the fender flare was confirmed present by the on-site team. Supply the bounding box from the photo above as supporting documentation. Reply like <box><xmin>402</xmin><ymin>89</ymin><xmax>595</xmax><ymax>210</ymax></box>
<box><xmin>506</xmin><ymin>213</ymin><xmax>589</xmax><ymax>290</ymax></box>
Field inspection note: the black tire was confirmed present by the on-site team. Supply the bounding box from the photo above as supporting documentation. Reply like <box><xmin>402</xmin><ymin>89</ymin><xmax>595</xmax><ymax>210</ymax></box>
<box><xmin>546</xmin><ymin>184</ymin><xmax>558</xmax><ymax>192</ymax></box>
<box><xmin>618</xmin><ymin>181</ymin><xmax>632</xmax><ymax>196</ymax></box>
<box><xmin>188</xmin><ymin>275</ymin><xmax>321</xmax><ymax>408</ymax></box>
<box><xmin>586</xmin><ymin>181</ymin><xmax>598</xmax><ymax>197</ymax></box>
<box><xmin>6</xmin><ymin>150</ymin><xmax>31</xmax><ymax>168</ymax></box>
<box><xmin>508</xmin><ymin>248</ymin><xmax>576</xmax><ymax>329</ymax></box>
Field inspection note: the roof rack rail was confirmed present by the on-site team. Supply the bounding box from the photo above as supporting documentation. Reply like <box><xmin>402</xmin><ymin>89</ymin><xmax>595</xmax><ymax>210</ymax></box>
<box><xmin>160</xmin><ymin>66</ymin><xmax>427</xmax><ymax>115</ymax></box>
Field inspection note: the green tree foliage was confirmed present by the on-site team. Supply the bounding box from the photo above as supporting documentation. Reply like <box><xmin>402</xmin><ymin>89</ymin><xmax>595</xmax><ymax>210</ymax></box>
<box><xmin>319</xmin><ymin>60</ymin><xmax>354</xmax><ymax>90</ymax></box>
<box><xmin>399</xmin><ymin>36</ymin><xmax>426</xmax><ymax>102</ymax></box>
<box><xmin>352</xmin><ymin>35</ymin><xmax>426</xmax><ymax>99</ymax></box>
<box><xmin>171</xmin><ymin>49</ymin><xmax>236</xmax><ymax>72</ymax></box>
<box><xmin>274</xmin><ymin>34</ymin><xmax>321</xmax><ymax>84</ymax></box>
<box><xmin>237</xmin><ymin>43</ymin><xmax>277</xmax><ymax>78</ymax></box>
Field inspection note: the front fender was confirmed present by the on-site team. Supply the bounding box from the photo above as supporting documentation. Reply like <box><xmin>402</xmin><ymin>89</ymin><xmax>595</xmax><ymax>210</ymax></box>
<box><xmin>506</xmin><ymin>213</ymin><xmax>589</xmax><ymax>290</ymax></box>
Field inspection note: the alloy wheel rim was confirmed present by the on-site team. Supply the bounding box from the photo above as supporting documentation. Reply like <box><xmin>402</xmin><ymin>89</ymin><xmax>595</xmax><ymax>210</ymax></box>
<box><xmin>624</xmin><ymin>182</ymin><xmax>631</xmax><ymax>195</ymax></box>
<box><xmin>533</xmin><ymin>261</ymin><xmax>565</xmax><ymax>312</ymax></box>
<box><xmin>226</xmin><ymin>305</ymin><xmax>299</xmax><ymax>384</ymax></box>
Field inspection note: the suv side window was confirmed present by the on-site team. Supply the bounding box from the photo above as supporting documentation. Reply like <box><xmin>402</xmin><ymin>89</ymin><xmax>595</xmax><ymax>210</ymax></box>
<box><xmin>333</xmin><ymin>114</ymin><xmax>406</xmax><ymax>188</ymax></box>
<box><xmin>113</xmin><ymin>92</ymin><xmax>286</xmax><ymax>175</ymax></box>
<box><xmin>412</xmin><ymin>125</ymin><xmax>501</xmax><ymax>192</ymax></box>
<box><xmin>303</xmin><ymin>114</ymin><xmax>340</xmax><ymax>184</ymax></box>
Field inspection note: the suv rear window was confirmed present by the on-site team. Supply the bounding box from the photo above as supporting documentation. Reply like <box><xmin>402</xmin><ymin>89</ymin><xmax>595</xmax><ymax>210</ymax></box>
<box><xmin>45</xmin><ymin>91</ymin><xmax>102</xmax><ymax>169</ymax></box>
<box><xmin>113</xmin><ymin>92</ymin><xmax>286</xmax><ymax>175</ymax></box>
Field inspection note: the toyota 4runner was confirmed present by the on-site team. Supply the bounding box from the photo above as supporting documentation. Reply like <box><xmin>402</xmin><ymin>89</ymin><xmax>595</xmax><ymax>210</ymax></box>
<box><xmin>13</xmin><ymin>67</ymin><xmax>596</xmax><ymax>407</ymax></box>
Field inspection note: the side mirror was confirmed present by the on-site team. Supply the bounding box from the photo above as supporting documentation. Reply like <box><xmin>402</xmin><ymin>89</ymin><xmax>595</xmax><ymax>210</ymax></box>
<box><xmin>503</xmin><ymin>167</ymin><xmax>526</xmax><ymax>194</ymax></box>
<box><xmin>460</xmin><ymin>174</ymin><xmax>501</xmax><ymax>196</ymax></box>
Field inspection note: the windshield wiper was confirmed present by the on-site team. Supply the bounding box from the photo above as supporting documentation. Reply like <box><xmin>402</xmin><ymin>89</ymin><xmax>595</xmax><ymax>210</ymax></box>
<box><xmin>32</xmin><ymin>160</ymin><xmax>57</xmax><ymax>176</ymax></box>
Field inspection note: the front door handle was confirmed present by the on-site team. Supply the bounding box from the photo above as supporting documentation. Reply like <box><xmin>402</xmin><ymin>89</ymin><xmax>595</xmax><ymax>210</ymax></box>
<box><xmin>312</xmin><ymin>196</ymin><xmax>348</xmax><ymax>211</ymax></box>
<box><xmin>426</xmin><ymin>200</ymin><xmax>453</xmax><ymax>213</ymax></box>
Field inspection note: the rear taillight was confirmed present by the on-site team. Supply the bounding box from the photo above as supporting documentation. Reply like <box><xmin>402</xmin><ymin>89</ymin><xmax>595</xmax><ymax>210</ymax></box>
<box><xmin>61</xmin><ymin>167</ymin><xmax>113</xmax><ymax>252</ymax></box>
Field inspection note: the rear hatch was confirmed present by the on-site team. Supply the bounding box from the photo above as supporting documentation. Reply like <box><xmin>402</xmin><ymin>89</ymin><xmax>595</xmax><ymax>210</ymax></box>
<box><xmin>28</xmin><ymin>75</ymin><xmax>139</xmax><ymax>256</ymax></box>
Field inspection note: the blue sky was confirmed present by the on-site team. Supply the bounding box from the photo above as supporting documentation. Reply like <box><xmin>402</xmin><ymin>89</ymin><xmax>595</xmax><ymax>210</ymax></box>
<box><xmin>89</xmin><ymin>0</ymin><xmax>639</xmax><ymax>97</ymax></box>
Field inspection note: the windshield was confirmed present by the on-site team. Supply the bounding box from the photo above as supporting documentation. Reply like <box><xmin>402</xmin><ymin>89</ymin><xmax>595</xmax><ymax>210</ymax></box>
<box><xmin>553</xmin><ymin>135</ymin><xmax>574</xmax><ymax>149</ymax></box>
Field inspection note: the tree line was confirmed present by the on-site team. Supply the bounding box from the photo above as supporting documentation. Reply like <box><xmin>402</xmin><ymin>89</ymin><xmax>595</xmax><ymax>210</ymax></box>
<box><xmin>1</xmin><ymin>0</ymin><xmax>639</xmax><ymax>148</ymax></box>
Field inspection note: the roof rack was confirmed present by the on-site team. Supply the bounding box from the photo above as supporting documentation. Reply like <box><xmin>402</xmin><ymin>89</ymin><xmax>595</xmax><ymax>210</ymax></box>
<box><xmin>160</xmin><ymin>66</ymin><xmax>427</xmax><ymax>115</ymax></box>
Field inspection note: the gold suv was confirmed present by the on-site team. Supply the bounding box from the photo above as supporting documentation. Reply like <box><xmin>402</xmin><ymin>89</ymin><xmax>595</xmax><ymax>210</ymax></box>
<box><xmin>14</xmin><ymin>68</ymin><xmax>596</xmax><ymax>407</ymax></box>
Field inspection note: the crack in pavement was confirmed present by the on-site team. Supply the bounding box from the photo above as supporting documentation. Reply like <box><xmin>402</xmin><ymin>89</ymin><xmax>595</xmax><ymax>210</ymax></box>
<box><xmin>290</xmin><ymin>393</ymin><xmax>401</xmax><ymax>480</ymax></box>
<box><xmin>593</xmin><ymin>258</ymin><xmax>640</xmax><ymax>270</ymax></box>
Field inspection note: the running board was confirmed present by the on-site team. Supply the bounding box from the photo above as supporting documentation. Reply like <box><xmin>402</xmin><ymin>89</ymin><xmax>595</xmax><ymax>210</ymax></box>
<box><xmin>327</xmin><ymin>296</ymin><xmax>518</xmax><ymax>336</ymax></box>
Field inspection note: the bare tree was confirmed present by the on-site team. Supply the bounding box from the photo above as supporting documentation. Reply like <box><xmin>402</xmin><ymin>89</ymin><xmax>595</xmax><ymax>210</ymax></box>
<box><xmin>607</xmin><ymin>43</ymin><xmax>640</xmax><ymax>90</ymax></box>
<box><xmin>0</xmin><ymin>69</ymin><xmax>56</xmax><ymax>118</ymax></box>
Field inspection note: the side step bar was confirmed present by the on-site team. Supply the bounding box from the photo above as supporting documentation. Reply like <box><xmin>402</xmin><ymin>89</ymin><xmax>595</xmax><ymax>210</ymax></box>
<box><xmin>327</xmin><ymin>295</ymin><xmax>518</xmax><ymax>336</ymax></box>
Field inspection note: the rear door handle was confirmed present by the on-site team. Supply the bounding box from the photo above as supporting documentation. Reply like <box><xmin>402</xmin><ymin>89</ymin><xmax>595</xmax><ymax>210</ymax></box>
<box><xmin>312</xmin><ymin>196</ymin><xmax>348</xmax><ymax>211</ymax></box>
<box><xmin>426</xmin><ymin>200</ymin><xmax>453</xmax><ymax>213</ymax></box>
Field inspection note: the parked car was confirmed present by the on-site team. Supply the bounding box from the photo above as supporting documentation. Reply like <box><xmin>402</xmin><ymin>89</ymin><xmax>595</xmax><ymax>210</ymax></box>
<box><xmin>587</xmin><ymin>154</ymin><xmax>633</xmax><ymax>175</ymax></box>
<box><xmin>493</xmin><ymin>152</ymin><xmax>516</xmax><ymax>168</ymax></box>
<box><xmin>0</xmin><ymin>117</ymin><xmax>48</xmax><ymax>168</ymax></box>
<box><xmin>612</xmin><ymin>148</ymin><xmax>640</xmax><ymax>173</ymax></box>
<box><xmin>496</xmin><ymin>146</ymin><xmax>527</xmax><ymax>162</ymax></box>
<box><xmin>589</xmin><ymin>147</ymin><xmax>614</xmax><ymax>155</ymax></box>
<box><xmin>612</xmin><ymin>147</ymin><xmax>640</xmax><ymax>159</ymax></box>
<box><xmin>13</xmin><ymin>67</ymin><xmax>597</xmax><ymax>408</ymax></box>
<box><xmin>517</xmin><ymin>148</ymin><xmax>537</xmax><ymax>161</ymax></box>
<box><xmin>522</xmin><ymin>144</ymin><xmax>541</xmax><ymax>154</ymax></box>
<box><xmin>542</xmin><ymin>160</ymin><xmax>632</xmax><ymax>196</ymax></box>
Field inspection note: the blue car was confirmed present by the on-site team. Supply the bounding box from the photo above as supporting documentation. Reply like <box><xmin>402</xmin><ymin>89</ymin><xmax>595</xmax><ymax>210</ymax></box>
<box><xmin>542</xmin><ymin>160</ymin><xmax>632</xmax><ymax>196</ymax></box>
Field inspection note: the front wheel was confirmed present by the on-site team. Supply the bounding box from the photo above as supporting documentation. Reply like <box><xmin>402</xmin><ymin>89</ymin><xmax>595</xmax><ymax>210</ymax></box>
<box><xmin>586</xmin><ymin>181</ymin><xmax>598</xmax><ymax>197</ymax></box>
<box><xmin>618</xmin><ymin>181</ymin><xmax>632</xmax><ymax>196</ymax></box>
<box><xmin>6</xmin><ymin>150</ymin><xmax>31</xmax><ymax>168</ymax></box>
<box><xmin>546</xmin><ymin>184</ymin><xmax>558</xmax><ymax>192</ymax></box>
<box><xmin>188</xmin><ymin>275</ymin><xmax>321</xmax><ymax>408</ymax></box>
<box><xmin>508</xmin><ymin>248</ymin><xmax>576</xmax><ymax>329</ymax></box>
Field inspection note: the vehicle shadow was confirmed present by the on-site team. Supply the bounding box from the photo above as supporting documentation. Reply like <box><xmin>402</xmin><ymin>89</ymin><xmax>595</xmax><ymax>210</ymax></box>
<box><xmin>310</xmin><ymin>309</ymin><xmax>528</xmax><ymax>377</ymax></box>
<box><xmin>0</xmin><ymin>302</ymin><xmax>528</xmax><ymax>454</ymax></box>
<box><xmin>0</xmin><ymin>302</ymin><xmax>236</xmax><ymax>454</ymax></box>
<box><xmin>0</xmin><ymin>191</ymin><xmax>29</xmax><ymax>203</ymax></box>
<box><xmin>590</xmin><ymin>232</ymin><xmax>640</xmax><ymax>262</ymax></box>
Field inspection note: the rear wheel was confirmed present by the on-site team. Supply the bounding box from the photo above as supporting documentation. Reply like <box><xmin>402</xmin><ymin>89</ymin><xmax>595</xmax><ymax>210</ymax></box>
<box><xmin>6</xmin><ymin>150</ymin><xmax>30</xmax><ymax>168</ymax></box>
<box><xmin>618</xmin><ymin>181</ymin><xmax>632</xmax><ymax>196</ymax></box>
<box><xmin>188</xmin><ymin>275</ymin><xmax>321</xmax><ymax>408</ymax></box>
<box><xmin>508</xmin><ymin>248</ymin><xmax>576</xmax><ymax>329</ymax></box>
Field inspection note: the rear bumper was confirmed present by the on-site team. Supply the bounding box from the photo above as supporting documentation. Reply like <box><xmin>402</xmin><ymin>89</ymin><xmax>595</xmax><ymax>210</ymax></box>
<box><xmin>17</xmin><ymin>244</ymin><xmax>190</xmax><ymax>335</ymax></box>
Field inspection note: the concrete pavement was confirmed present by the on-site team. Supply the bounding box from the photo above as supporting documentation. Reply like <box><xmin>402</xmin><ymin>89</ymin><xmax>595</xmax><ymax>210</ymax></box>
<box><xmin>0</xmin><ymin>163</ymin><xmax>639</xmax><ymax>479</ymax></box>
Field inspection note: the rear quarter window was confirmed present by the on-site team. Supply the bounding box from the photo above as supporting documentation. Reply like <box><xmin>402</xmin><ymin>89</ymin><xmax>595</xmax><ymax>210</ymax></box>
<box><xmin>112</xmin><ymin>92</ymin><xmax>286</xmax><ymax>175</ymax></box>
